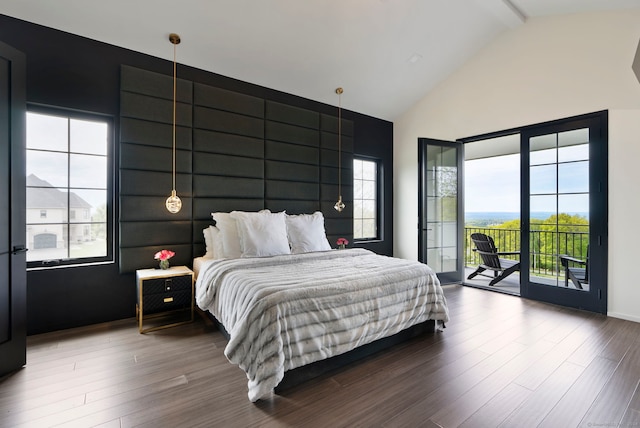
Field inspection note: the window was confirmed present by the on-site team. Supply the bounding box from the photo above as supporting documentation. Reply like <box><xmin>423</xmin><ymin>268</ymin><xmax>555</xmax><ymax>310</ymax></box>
<box><xmin>26</xmin><ymin>108</ymin><xmax>112</xmax><ymax>267</ymax></box>
<box><xmin>353</xmin><ymin>158</ymin><xmax>380</xmax><ymax>240</ymax></box>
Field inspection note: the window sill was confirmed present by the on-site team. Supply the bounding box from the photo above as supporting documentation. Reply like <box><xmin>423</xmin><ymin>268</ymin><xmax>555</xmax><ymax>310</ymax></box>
<box><xmin>354</xmin><ymin>239</ymin><xmax>383</xmax><ymax>244</ymax></box>
<box><xmin>27</xmin><ymin>260</ymin><xmax>115</xmax><ymax>272</ymax></box>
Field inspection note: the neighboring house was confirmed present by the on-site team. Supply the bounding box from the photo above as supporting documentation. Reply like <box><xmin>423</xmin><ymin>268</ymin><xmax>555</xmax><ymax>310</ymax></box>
<box><xmin>26</xmin><ymin>174</ymin><xmax>92</xmax><ymax>251</ymax></box>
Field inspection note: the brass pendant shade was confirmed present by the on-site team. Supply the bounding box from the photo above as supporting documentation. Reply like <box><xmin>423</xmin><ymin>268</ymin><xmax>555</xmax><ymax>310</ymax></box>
<box><xmin>334</xmin><ymin>87</ymin><xmax>345</xmax><ymax>213</ymax></box>
<box><xmin>165</xmin><ymin>32</ymin><xmax>182</xmax><ymax>214</ymax></box>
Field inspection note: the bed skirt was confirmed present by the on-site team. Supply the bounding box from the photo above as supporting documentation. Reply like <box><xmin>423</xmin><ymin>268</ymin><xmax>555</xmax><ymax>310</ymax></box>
<box><xmin>204</xmin><ymin>311</ymin><xmax>443</xmax><ymax>394</ymax></box>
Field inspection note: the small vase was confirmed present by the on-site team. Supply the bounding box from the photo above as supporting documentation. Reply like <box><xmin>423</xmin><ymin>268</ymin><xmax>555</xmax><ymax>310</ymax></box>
<box><xmin>159</xmin><ymin>259</ymin><xmax>170</xmax><ymax>270</ymax></box>
<box><xmin>338</xmin><ymin>244</ymin><xmax>346</xmax><ymax>250</ymax></box>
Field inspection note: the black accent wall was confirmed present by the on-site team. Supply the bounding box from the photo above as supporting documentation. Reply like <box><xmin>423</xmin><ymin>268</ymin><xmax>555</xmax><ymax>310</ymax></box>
<box><xmin>119</xmin><ymin>65</ymin><xmax>354</xmax><ymax>273</ymax></box>
<box><xmin>0</xmin><ymin>14</ymin><xmax>393</xmax><ymax>334</ymax></box>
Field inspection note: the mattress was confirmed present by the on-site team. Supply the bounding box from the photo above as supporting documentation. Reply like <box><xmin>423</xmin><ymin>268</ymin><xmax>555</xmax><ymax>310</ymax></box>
<box><xmin>192</xmin><ymin>255</ymin><xmax>212</xmax><ymax>280</ymax></box>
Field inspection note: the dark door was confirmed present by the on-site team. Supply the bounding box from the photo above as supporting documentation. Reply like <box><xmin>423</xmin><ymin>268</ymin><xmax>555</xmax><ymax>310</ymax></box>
<box><xmin>0</xmin><ymin>41</ymin><xmax>27</xmax><ymax>377</ymax></box>
<box><xmin>418</xmin><ymin>138</ymin><xmax>464</xmax><ymax>284</ymax></box>
<box><xmin>520</xmin><ymin>113</ymin><xmax>607</xmax><ymax>314</ymax></box>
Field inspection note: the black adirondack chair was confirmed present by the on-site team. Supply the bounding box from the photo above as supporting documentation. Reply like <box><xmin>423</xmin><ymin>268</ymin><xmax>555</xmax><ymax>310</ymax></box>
<box><xmin>467</xmin><ymin>233</ymin><xmax>520</xmax><ymax>286</ymax></box>
<box><xmin>559</xmin><ymin>247</ymin><xmax>589</xmax><ymax>290</ymax></box>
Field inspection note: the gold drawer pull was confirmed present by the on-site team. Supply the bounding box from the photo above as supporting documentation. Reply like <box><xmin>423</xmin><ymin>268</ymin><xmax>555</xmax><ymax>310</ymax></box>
<box><xmin>163</xmin><ymin>297</ymin><xmax>174</xmax><ymax>303</ymax></box>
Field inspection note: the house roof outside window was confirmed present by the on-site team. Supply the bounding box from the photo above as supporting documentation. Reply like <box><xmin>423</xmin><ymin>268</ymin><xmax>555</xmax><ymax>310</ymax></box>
<box><xmin>27</xmin><ymin>174</ymin><xmax>92</xmax><ymax>210</ymax></box>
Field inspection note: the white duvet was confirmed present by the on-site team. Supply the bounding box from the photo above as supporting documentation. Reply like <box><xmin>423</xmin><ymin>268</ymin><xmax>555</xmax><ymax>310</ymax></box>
<box><xmin>195</xmin><ymin>248</ymin><xmax>449</xmax><ymax>402</ymax></box>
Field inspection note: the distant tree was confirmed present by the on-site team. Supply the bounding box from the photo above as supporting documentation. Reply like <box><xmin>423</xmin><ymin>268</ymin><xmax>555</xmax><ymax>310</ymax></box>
<box><xmin>495</xmin><ymin>219</ymin><xmax>520</xmax><ymax>230</ymax></box>
<box><xmin>530</xmin><ymin>213</ymin><xmax>588</xmax><ymax>272</ymax></box>
<box><xmin>91</xmin><ymin>204</ymin><xmax>107</xmax><ymax>240</ymax></box>
<box><xmin>438</xmin><ymin>167</ymin><xmax>457</xmax><ymax>222</ymax></box>
<box><xmin>490</xmin><ymin>219</ymin><xmax>520</xmax><ymax>255</ymax></box>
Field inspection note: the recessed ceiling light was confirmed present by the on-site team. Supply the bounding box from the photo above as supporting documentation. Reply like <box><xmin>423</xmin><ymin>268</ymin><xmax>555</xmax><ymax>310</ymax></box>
<box><xmin>407</xmin><ymin>53</ymin><xmax>422</xmax><ymax>64</ymax></box>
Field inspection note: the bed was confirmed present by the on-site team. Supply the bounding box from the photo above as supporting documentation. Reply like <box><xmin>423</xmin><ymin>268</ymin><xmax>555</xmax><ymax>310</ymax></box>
<box><xmin>194</xmin><ymin>210</ymin><xmax>449</xmax><ymax>402</ymax></box>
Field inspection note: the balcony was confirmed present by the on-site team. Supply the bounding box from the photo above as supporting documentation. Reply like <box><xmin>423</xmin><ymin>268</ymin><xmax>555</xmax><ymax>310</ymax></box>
<box><xmin>464</xmin><ymin>224</ymin><xmax>589</xmax><ymax>294</ymax></box>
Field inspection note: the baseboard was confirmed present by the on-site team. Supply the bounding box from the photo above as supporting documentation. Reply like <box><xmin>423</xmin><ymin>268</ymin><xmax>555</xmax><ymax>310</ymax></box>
<box><xmin>607</xmin><ymin>311</ymin><xmax>640</xmax><ymax>324</ymax></box>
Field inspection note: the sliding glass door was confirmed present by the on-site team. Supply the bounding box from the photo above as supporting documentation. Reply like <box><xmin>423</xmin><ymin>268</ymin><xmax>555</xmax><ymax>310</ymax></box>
<box><xmin>459</xmin><ymin>111</ymin><xmax>607</xmax><ymax>314</ymax></box>
<box><xmin>521</xmin><ymin>113</ymin><xmax>607</xmax><ymax>313</ymax></box>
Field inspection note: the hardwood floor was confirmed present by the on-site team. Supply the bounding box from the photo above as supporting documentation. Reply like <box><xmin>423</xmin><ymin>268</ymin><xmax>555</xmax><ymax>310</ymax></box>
<box><xmin>2</xmin><ymin>284</ymin><xmax>640</xmax><ymax>427</ymax></box>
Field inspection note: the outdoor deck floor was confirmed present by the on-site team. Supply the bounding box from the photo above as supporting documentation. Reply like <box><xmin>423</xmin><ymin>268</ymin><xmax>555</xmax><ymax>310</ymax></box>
<box><xmin>463</xmin><ymin>267</ymin><xmax>589</xmax><ymax>295</ymax></box>
<box><xmin>463</xmin><ymin>267</ymin><xmax>521</xmax><ymax>295</ymax></box>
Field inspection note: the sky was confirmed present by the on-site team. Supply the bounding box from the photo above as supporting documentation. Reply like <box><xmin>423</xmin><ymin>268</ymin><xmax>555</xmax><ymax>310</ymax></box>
<box><xmin>26</xmin><ymin>112</ymin><xmax>108</xmax><ymax>213</ymax></box>
<box><xmin>464</xmin><ymin>152</ymin><xmax>589</xmax><ymax>214</ymax></box>
<box><xmin>465</xmin><ymin>154</ymin><xmax>520</xmax><ymax>212</ymax></box>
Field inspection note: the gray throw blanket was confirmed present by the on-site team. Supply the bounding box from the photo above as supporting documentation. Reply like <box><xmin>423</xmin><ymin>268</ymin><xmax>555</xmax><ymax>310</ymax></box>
<box><xmin>195</xmin><ymin>248</ymin><xmax>449</xmax><ymax>401</ymax></box>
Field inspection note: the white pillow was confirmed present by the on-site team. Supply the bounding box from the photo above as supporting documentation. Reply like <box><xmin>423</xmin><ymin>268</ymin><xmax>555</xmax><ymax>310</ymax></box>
<box><xmin>211</xmin><ymin>210</ymin><xmax>270</xmax><ymax>259</ymax></box>
<box><xmin>211</xmin><ymin>212</ymin><xmax>242</xmax><ymax>259</ymax></box>
<box><xmin>286</xmin><ymin>212</ymin><xmax>332</xmax><ymax>254</ymax></box>
<box><xmin>230</xmin><ymin>211</ymin><xmax>291</xmax><ymax>257</ymax></box>
<box><xmin>203</xmin><ymin>226</ymin><xmax>214</xmax><ymax>258</ymax></box>
<box><xmin>209</xmin><ymin>225</ymin><xmax>224</xmax><ymax>259</ymax></box>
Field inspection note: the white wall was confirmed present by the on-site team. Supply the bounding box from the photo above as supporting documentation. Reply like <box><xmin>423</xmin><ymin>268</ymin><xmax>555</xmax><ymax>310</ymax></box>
<box><xmin>394</xmin><ymin>10</ymin><xmax>640</xmax><ymax>320</ymax></box>
<box><xmin>608</xmin><ymin>110</ymin><xmax>640</xmax><ymax>322</ymax></box>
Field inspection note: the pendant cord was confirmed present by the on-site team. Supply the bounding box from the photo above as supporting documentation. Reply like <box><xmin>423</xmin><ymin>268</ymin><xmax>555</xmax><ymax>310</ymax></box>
<box><xmin>165</xmin><ymin>33</ymin><xmax>182</xmax><ymax>213</ymax></box>
<box><xmin>172</xmin><ymin>41</ymin><xmax>177</xmax><ymax>192</ymax></box>
<box><xmin>337</xmin><ymin>90</ymin><xmax>342</xmax><ymax>198</ymax></box>
<box><xmin>333</xmin><ymin>87</ymin><xmax>345</xmax><ymax>212</ymax></box>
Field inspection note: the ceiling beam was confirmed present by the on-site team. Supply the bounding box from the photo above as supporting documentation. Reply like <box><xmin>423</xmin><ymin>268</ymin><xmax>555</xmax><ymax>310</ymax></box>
<box><xmin>472</xmin><ymin>0</ymin><xmax>527</xmax><ymax>29</ymax></box>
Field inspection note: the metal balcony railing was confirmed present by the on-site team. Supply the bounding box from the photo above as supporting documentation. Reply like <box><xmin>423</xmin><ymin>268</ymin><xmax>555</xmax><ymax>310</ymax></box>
<box><xmin>464</xmin><ymin>225</ymin><xmax>589</xmax><ymax>277</ymax></box>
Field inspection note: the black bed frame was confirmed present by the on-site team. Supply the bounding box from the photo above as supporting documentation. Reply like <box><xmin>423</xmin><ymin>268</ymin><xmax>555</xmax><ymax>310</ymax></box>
<box><xmin>204</xmin><ymin>311</ymin><xmax>441</xmax><ymax>394</ymax></box>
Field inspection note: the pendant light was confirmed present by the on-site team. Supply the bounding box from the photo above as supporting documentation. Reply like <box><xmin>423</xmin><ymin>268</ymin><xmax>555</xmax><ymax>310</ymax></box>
<box><xmin>334</xmin><ymin>87</ymin><xmax>345</xmax><ymax>212</ymax></box>
<box><xmin>165</xmin><ymin>32</ymin><xmax>182</xmax><ymax>214</ymax></box>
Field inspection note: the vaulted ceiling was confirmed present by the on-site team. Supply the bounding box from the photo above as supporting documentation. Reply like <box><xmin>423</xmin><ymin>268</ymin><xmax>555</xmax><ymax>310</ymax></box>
<box><xmin>2</xmin><ymin>0</ymin><xmax>638</xmax><ymax>120</ymax></box>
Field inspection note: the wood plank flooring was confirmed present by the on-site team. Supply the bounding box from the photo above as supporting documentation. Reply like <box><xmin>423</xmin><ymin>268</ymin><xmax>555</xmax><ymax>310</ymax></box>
<box><xmin>2</xmin><ymin>284</ymin><xmax>640</xmax><ymax>427</ymax></box>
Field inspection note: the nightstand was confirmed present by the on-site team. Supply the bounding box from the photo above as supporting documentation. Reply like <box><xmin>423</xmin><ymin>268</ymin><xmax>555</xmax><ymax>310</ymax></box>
<box><xmin>136</xmin><ymin>266</ymin><xmax>194</xmax><ymax>333</ymax></box>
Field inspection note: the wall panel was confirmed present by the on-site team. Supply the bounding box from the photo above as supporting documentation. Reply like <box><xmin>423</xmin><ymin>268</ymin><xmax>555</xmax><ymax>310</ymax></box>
<box><xmin>266</xmin><ymin>121</ymin><xmax>319</xmax><ymax>147</ymax></box>
<box><xmin>193</xmin><ymin>153</ymin><xmax>264</xmax><ymax>178</ymax></box>
<box><xmin>194</xmin><ymin>83</ymin><xmax>264</xmax><ymax>118</ymax></box>
<box><xmin>266</xmin><ymin>141</ymin><xmax>318</xmax><ymax>165</ymax></box>
<box><xmin>119</xmin><ymin>65</ymin><xmax>194</xmax><ymax>272</ymax></box>
<box><xmin>193</xmin><ymin>130</ymin><xmax>263</xmax><ymax>158</ymax></box>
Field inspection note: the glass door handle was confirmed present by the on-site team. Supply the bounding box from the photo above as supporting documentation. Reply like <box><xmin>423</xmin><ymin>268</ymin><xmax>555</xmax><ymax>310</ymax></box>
<box><xmin>0</xmin><ymin>246</ymin><xmax>29</xmax><ymax>256</ymax></box>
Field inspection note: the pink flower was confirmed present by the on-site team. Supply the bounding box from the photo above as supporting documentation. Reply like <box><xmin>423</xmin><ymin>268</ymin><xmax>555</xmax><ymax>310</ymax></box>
<box><xmin>336</xmin><ymin>238</ymin><xmax>349</xmax><ymax>246</ymax></box>
<box><xmin>154</xmin><ymin>249</ymin><xmax>175</xmax><ymax>261</ymax></box>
